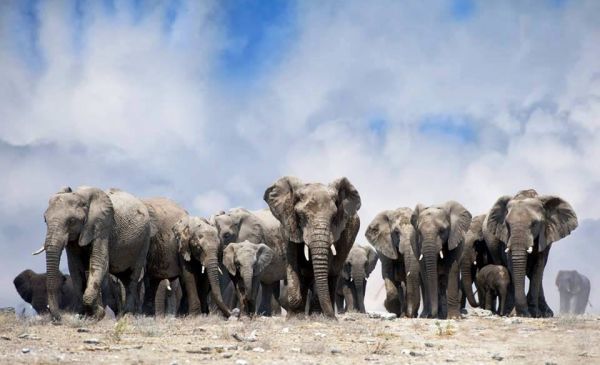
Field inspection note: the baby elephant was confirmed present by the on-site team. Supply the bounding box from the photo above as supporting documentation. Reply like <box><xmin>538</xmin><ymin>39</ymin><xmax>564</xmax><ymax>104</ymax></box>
<box><xmin>155</xmin><ymin>278</ymin><xmax>183</xmax><ymax>316</ymax></box>
<box><xmin>476</xmin><ymin>265</ymin><xmax>510</xmax><ymax>316</ymax></box>
<box><xmin>223</xmin><ymin>241</ymin><xmax>275</xmax><ymax>316</ymax></box>
<box><xmin>556</xmin><ymin>270</ymin><xmax>590</xmax><ymax>315</ymax></box>
<box><xmin>14</xmin><ymin>269</ymin><xmax>75</xmax><ymax>314</ymax></box>
<box><xmin>335</xmin><ymin>244</ymin><xmax>378</xmax><ymax>313</ymax></box>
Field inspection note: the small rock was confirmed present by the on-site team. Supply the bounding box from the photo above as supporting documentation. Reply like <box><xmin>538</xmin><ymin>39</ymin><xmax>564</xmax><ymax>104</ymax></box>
<box><xmin>291</xmin><ymin>347</ymin><xmax>301</xmax><ymax>353</ymax></box>
<box><xmin>545</xmin><ymin>362</ymin><xmax>557</xmax><ymax>365</ymax></box>
<box><xmin>1</xmin><ymin>336</ymin><xmax>10</xmax><ymax>341</ymax></box>
<box><xmin>222</xmin><ymin>353</ymin><xmax>233</xmax><ymax>359</ymax></box>
<box><xmin>331</xmin><ymin>348</ymin><xmax>342</xmax><ymax>354</ymax></box>
<box><xmin>77</xmin><ymin>328</ymin><xmax>90</xmax><ymax>333</ymax></box>
<box><xmin>21</xmin><ymin>348</ymin><xmax>30</xmax><ymax>354</ymax></box>
<box><xmin>492</xmin><ymin>354</ymin><xmax>503</xmax><ymax>361</ymax></box>
<box><xmin>424</xmin><ymin>342</ymin><xmax>434</xmax><ymax>348</ymax></box>
<box><xmin>367</xmin><ymin>311</ymin><xmax>397</xmax><ymax>320</ymax></box>
<box><xmin>467</xmin><ymin>308</ymin><xmax>494</xmax><ymax>317</ymax></box>
<box><xmin>169</xmin><ymin>361</ymin><xmax>178</xmax><ymax>365</ymax></box>
<box><xmin>230</xmin><ymin>308</ymin><xmax>241</xmax><ymax>318</ymax></box>
<box><xmin>252</xmin><ymin>347</ymin><xmax>265</xmax><ymax>353</ymax></box>
<box><xmin>235</xmin><ymin>360</ymin><xmax>248</xmax><ymax>365</ymax></box>
<box><xmin>401</xmin><ymin>349</ymin><xmax>421</xmax><ymax>356</ymax></box>
<box><xmin>343</xmin><ymin>317</ymin><xmax>356</xmax><ymax>321</ymax></box>
<box><xmin>281</xmin><ymin>327</ymin><xmax>289</xmax><ymax>333</ymax></box>
<box><xmin>83</xmin><ymin>338</ymin><xmax>100</xmax><ymax>344</ymax></box>
<box><xmin>315</xmin><ymin>332</ymin><xmax>326</xmax><ymax>338</ymax></box>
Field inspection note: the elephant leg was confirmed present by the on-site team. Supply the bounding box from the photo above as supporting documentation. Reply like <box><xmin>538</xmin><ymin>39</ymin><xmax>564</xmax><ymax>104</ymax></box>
<box><xmin>499</xmin><ymin>288</ymin><xmax>507</xmax><ymax>316</ymax></box>
<box><xmin>285</xmin><ymin>242</ymin><xmax>305</xmax><ymax>317</ymax></box>
<box><xmin>538</xmin><ymin>285</ymin><xmax>553</xmax><ymax>317</ymax></box>
<box><xmin>124</xmin><ymin>253</ymin><xmax>146</xmax><ymax>314</ymax></box>
<box><xmin>405</xmin><ymin>257</ymin><xmax>421</xmax><ymax>318</ymax></box>
<box><xmin>181</xmin><ymin>261</ymin><xmax>202</xmax><ymax>315</ymax></box>
<box><xmin>484</xmin><ymin>291</ymin><xmax>493</xmax><ymax>311</ymax></box>
<box><xmin>258</xmin><ymin>282</ymin><xmax>273</xmax><ymax>316</ymax></box>
<box><xmin>66</xmin><ymin>247</ymin><xmax>85</xmax><ymax>314</ymax></box>
<box><xmin>419</xmin><ymin>273</ymin><xmax>432</xmax><ymax>318</ymax></box>
<box><xmin>271</xmin><ymin>282</ymin><xmax>282</xmax><ymax>315</ymax></box>
<box><xmin>559</xmin><ymin>292</ymin><xmax>570</xmax><ymax>314</ymax></box>
<box><xmin>446</xmin><ymin>261</ymin><xmax>461</xmax><ymax>319</ymax></box>
<box><xmin>526</xmin><ymin>254</ymin><xmax>545</xmax><ymax>318</ymax></box>
<box><xmin>82</xmin><ymin>239</ymin><xmax>108</xmax><ymax>320</ymax></box>
<box><xmin>197</xmin><ymin>272</ymin><xmax>210</xmax><ymax>314</ymax></box>
<box><xmin>575</xmin><ymin>285</ymin><xmax>590</xmax><ymax>314</ymax></box>
<box><xmin>342</xmin><ymin>284</ymin><xmax>354</xmax><ymax>312</ymax></box>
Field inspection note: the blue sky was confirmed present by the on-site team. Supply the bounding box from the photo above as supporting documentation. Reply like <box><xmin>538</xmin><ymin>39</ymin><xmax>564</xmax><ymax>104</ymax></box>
<box><xmin>1</xmin><ymin>0</ymin><xmax>599</xmax><ymax>311</ymax></box>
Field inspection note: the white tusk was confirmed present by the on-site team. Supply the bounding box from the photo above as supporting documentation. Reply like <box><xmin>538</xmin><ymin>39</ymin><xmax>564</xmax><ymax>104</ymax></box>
<box><xmin>218</xmin><ymin>267</ymin><xmax>223</xmax><ymax>275</ymax></box>
<box><xmin>201</xmin><ymin>265</ymin><xmax>205</xmax><ymax>274</ymax></box>
<box><xmin>407</xmin><ymin>271</ymin><xmax>411</xmax><ymax>277</ymax></box>
<box><xmin>439</xmin><ymin>251</ymin><xmax>444</xmax><ymax>259</ymax></box>
<box><xmin>138</xmin><ymin>267</ymin><xmax>145</xmax><ymax>283</ymax></box>
<box><xmin>350</xmin><ymin>278</ymin><xmax>353</xmax><ymax>282</ymax></box>
<box><xmin>167</xmin><ymin>283</ymin><xmax>172</xmax><ymax>291</ymax></box>
<box><xmin>419</xmin><ymin>254</ymin><xmax>423</xmax><ymax>261</ymax></box>
<box><xmin>473</xmin><ymin>261</ymin><xmax>477</xmax><ymax>266</ymax></box>
<box><xmin>527</xmin><ymin>247</ymin><xmax>533</xmax><ymax>254</ymax></box>
<box><xmin>32</xmin><ymin>246</ymin><xmax>45</xmax><ymax>256</ymax></box>
<box><xmin>304</xmin><ymin>245</ymin><xmax>310</xmax><ymax>261</ymax></box>
<box><xmin>505</xmin><ymin>247</ymin><xmax>510</xmax><ymax>253</ymax></box>
<box><xmin>330</xmin><ymin>245</ymin><xmax>337</xmax><ymax>256</ymax></box>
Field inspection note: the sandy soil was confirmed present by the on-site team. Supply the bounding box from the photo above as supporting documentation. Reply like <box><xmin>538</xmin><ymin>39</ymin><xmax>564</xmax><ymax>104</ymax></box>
<box><xmin>0</xmin><ymin>309</ymin><xmax>598</xmax><ymax>365</ymax></box>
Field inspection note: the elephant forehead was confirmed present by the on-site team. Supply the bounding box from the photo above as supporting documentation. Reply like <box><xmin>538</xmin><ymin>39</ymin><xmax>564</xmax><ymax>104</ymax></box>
<box><xmin>297</xmin><ymin>184</ymin><xmax>336</xmax><ymax>199</ymax></box>
<box><xmin>49</xmin><ymin>193</ymin><xmax>84</xmax><ymax>207</ymax></box>
<box><xmin>235</xmin><ymin>245</ymin><xmax>258</xmax><ymax>261</ymax></box>
<box><xmin>506</xmin><ymin>200</ymin><xmax>542</xmax><ymax>221</ymax></box>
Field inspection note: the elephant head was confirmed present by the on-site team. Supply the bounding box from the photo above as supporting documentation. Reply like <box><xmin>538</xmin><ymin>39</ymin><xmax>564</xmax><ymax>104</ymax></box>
<box><xmin>264</xmin><ymin>176</ymin><xmax>361</xmax><ymax>318</ymax></box>
<box><xmin>487</xmin><ymin>190</ymin><xmax>577</xmax><ymax>315</ymax></box>
<box><xmin>365</xmin><ymin>208</ymin><xmax>415</xmax><ymax>262</ymax></box>
<box><xmin>173</xmin><ymin>216</ymin><xmax>230</xmax><ymax>316</ymax></box>
<box><xmin>411</xmin><ymin>201</ymin><xmax>472</xmax><ymax>318</ymax></box>
<box><xmin>555</xmin><ymin>270</ymin><xmax>584</xmax><ymax>294</ymax></box>
<box><xmin>460</xmin><ymin>214</ymin><xmax>486</xmax><ymax>308</ymax></box>
<box><xmin>340</xmin><ymin>244</ymin><xmax>378</xmax><ymax>313</ymax></box>
<box><xmin>13</xmin><ymin>269</ymin><xmax>73</xmax><ymax>314</ymax></box>
<box><xmin>223</xmin><ymin>241</ymin><xmax>274</xmax><ymax>315</ymax></box>
<box><xmin>214</xmin><ymin>208</ymin><xmax>264</xmax><ymax>246</ymax></box>
<box><xmin>39</xmin><ymin>186</ymin><xmax>114</xmax><ymax>320</ymax></box>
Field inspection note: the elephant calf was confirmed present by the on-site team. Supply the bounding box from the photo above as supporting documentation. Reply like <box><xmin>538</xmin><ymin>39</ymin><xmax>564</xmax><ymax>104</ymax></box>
<box><xmin>155</xmin><ymin>278</ymin><xmax>183</xmax><ymax>316</ymax></box>
<box><xmin>556</xmin><ymin>270</ymin><xmax>590</xmax><ymax>315</ymax></box>
<box><xmin>223</xmin><ymin>240</ymin><xmax>277</xmax><ymax>316</ymax></box>
<box><xmin>335</xmin><ymin>244</ymin><xmax>378</xmax><ymax>313</ymax></box>
<box><xmin>476</xmin><ymin>265</ymin><xmax>510</xmax><ymax>316</ymax></box>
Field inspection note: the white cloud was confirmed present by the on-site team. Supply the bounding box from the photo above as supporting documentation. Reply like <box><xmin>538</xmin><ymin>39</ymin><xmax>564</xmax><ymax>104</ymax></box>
<box><xmin>193</xmin><ymin>190</ymin><xmax>231</xmax><ymax>217</ymax></box>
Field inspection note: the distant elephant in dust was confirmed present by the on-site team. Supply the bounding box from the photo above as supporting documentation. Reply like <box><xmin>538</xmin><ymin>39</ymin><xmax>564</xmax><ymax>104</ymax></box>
<box><xmin>38</xmin><ymin>187</ymin><xmax>152</xmax><ymax>320</ymax></box>
<box><xmin>155</xmin><ymin>278</ymin><xmax>182</xmax><ymax>316</ymax></box>
<box><xmin>475</xmin><ymin>265</ymin><xmax>510</xmax><ymax>315</ymax></box>
<box><xmin>223</xmin><ymin>241</ymin><xmax>275</xmax><ymax>316</ymax></box>
<box><xmin>486</xmin><ymin>189</ymin><xmax>578</xmax><ymax>317</ymax></box>
<box><xmin>365</xmin><ymin>208</ymin><xmax>421</xmax><ymax>317</ymax></box>
<box><xmin>556</xmin><ymin>270</ymin><xmax>590</xmax><ymax>315</ymax></box>
<box><xmin>264</xmin><ymin>176</ymin><xmax>361</xmax><ymax>319</ymax></box>
<box><xmin>411</xmin><ymin>201</ymin><xmax>472</xmax><ymax>319</ymax></box>
<box><xmin>335</xmin><ymin>244</ymin><xmax>378</xmax><ymax>313</ymax></box>
<box><xmin>459</xmin><ymin>214</ymin><xmax>491</xmax><ymax>310</ymax></box>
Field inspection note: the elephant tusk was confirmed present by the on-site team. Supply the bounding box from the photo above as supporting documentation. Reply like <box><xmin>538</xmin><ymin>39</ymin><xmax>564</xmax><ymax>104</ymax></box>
<box><xmin>419</xmin><ymin>254</ymin><xmax>423</xmax><ymax>261</ymax></box>
<box><xmin>330</xmin><ymin>244</ymin><xmax>337</xmax><ymax>256</ymax></box>
<box><xmin>527</xmin><ymin>247</ymin><xmax>533</xmax><ymax>254</ymax></box>
<box><xmin>439</xmin><ymin>251</ymin><xmax>444</xmax><ymax>259</ymax></box>
<box><xmin>32</xmin><ymin>246</ymin><xmax>45</xmax><ymax>256</ymax></box>
<box><xmin>138</xmin><ymin>268</ymin><xmax>145</xmax><ymax>283</ymax></box>
<box><xmin>304</xmin><ymin>245</ymin><xmax>310</xmax><ymax>261</ymax></box>
<box><xmin>407</xmin><ymin>271</ymin><xmax>411</xmax><ymax>277</ymax></box>
<box><xmin>167</xmin><ymin>283</ymin><xmax>172</xmax><ymax>291</ymax></box>
<box><xmin>218</xmin><ymin>267</ymin><xmax>223</xmax><ymax>275</ymax></box>
<box><xmin>473</xmin><ymin>260</ymin><xmax>477</xmax><ymax>266</ymax></box>
<box><xmin>350</xmin><ymin>278</ymin><xmax>353</xmax><ymax>282</ymax></box>
<box><xmin>201</xmin><ymin>265</ymin><xmax>205</xmax><ymax>274</ymax></box>
<box><xmin>505</xmin><ymin>247</ymin><xmax>510</xmax><ymax>253</ymax></box>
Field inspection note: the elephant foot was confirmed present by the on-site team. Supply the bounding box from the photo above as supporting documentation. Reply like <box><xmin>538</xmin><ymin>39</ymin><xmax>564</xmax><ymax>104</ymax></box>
<box><xmin>93</xmin><ymin>306</ymin><xmax>106</xmax><ymax>321</ymax></box>
<box><xmin>515</xmin><ymin>308</ymin><xmax>531</xmax><ymax>317</ymax></box>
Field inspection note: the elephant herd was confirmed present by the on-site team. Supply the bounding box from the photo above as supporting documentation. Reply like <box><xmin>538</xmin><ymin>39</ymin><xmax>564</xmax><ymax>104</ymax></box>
<box><xmin>12</xmin><ymin>178</ymin><xmax>588</xmax><ymax>322</ymax></box>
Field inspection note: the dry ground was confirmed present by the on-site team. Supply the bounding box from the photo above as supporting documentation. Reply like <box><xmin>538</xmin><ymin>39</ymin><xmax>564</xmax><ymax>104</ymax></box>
<box><xmin>0</xmin><ymin>309</ymin><xmax>598</xmax><ymax>364</ymax></box>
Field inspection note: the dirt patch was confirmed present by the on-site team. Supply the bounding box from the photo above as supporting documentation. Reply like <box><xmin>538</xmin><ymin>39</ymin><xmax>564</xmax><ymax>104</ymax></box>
<box><xmin>0</xmin><ymin>310</ymin><xmax>598</xmax><ymax>364</ymax></box>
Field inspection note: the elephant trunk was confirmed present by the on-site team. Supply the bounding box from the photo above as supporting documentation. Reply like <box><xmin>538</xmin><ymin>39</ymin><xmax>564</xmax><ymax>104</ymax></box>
<box><xmin>241</xmin><ymin>268</ymin><xmax>255</xmax><ymax>314</ymax></box>
<box><xmin>352</xmin><ymin>267</ymin><xmax>366</xmax><ymax>313</ymax></box>
<box><xmin>460</xmin><ymin>258</ymin><xmax>479</xmax><ymax>308</ymax></box>
<box><xmin>155</xmin><ymin>279</ymin><xmax>168</xmax><ymax>316</ymax></box>
<box><xmin>308</xmin><ymin>222</ymin><xmax>335</xmax><ymax>318</ymax></box>
<box><xmin>422</xmin><ymin>239</ymin><xmax>439</xmax><ymax>318</ymax></box>
<box><xmin>45</xmin><ymin>226</ymin><xmax>68</xmax><ymax>321</ymax></box>
<box><xmin>206</xmin><ymin>252</ymin><xmax>231</xmax><ymax>317</ymax></box>
<box><xmin>510</xmin><ymin>249</ymin><xmax>528</xmax><ymax>316</ymax></box>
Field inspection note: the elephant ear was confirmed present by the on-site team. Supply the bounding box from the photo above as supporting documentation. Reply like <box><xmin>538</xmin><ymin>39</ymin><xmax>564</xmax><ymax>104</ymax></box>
<box><xmin>539</xmin><ymin>195</ymin><xmax>578</xmax><ymax>252</ymax></box>
<box><xmin>469</xmin><ymin>214</ymin><xmax>485</xmax><ymax>242</ymax></box>
<box><xmin>264</xmin><ymin>176</ymin><xmax>303</xmax><ymax>243</ymax></box>
<box><xmin>78</xmin><ymin>187</ymin><xmax>114</xmax><ymax>247</ymax></box>
<box><xmin>395</xmin><ymin>207</ymin><xmax>413</xmax><ymax>256</ymax></box>
<box><xmin>332</xmin><ymin>177</ymin><xmax>361</xmax><ymax>217</ymax></box>
<box><xmin>57</xmin><ymin>186</ymin><xmax>72</xmax><ymax>194</ymax></box>
<box><xmin>255</xmin><ymin>243</ymin><xmax>274</xmax><ymax>275</ymax></box>
<box><xmin>223</xmin><ymin>244</ymin><xmax>237</xmax><ymax>275</ymax></box>
<box><xmin>443</xmin><ymin>201</ymin><xmax>472</xmax><ymax>251</ymax></box>
<box><xmin>13</xmin><ymin>270</ymin><xmax>34</xmax><ymax>303</ymax></box>
<box><xmin>173</xmin><ymin>218</ymin><xmax>192</xmax><ymax>262</ymax></box>
<box><xmin>410</xmin><ymin>204</ymin><xmax>425</xmax><ymax>257</ymax></box>
<box><xmin>365</xmin><ymin>245</ymin><xmax>379</xmax><ymax>277</ymax></box>
<box><xmin>365</xmin><ymin>211</ymin><xmax>397</xmax><ymax>260</ymax></box>
<box><xmin>486</xmin><ymin>195</ymin><xmax>511</xmax><ymax>243</ymax></box>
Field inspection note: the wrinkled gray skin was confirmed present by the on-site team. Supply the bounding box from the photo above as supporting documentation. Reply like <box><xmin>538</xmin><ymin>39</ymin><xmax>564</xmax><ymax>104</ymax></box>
<box><xmin>486</xmin><ymin>189</ymin><xmax>578</xmax><ymax>317</ymax></box>
<box><xmin>475</xmin><ymin>265</ymin><xmax>510</xmax><ymax>315</ymax></box>
<box><xmin>335</xmin><ymin>244</ymin><xmax>378</xmax><ymax>313</ymax></box>
<box><xmin>141</xmin><ymin>198</ymin><xmax>187</xmax><ymax>315</ymax></box>
<box><xmin>264</xmin><ymin>176</ymin><xmax>361</xmax><ymax>319</ymax></box>
<box><xmin>214</xmin><ymin>208</ymin><xmax>286</xmax><ymax>315</ymax></box>
<box><xmin>365</xmin><ymin>208</ymin><xmax>422</xmax><ymax>317</ymax></box>
<box><xmin>14</xmin><ymin>269</ymin><xmax>125</xmax><ymax>316</ymax></box>
<box><xmin>459</xmin><ymin>214</ymin><xmax>491</xmax><ymax>310</ymax></box>
<box><xmin>556</xmin><ymin>270</ymin><xmax>590</xmax><ymax>315</ymax></box>
<box><xmin>223</xmin><ymin>241</ymin><xmax>274</xmax><ymax>316</ymax></box>
<box><xmin>155</xmin><ymin>278</ymin><xmax>182</xmax><ymax>316</ymax></box>
<box><xmin>174</xmin><ymin>215</ymin><xmax>230</xmax><ymax>317</ymax></box>
<box><xmin>41</xmin><ymin>187</ymin><xmax>151</xmax><ymax>320</ymax></box>
<box><xmin>411</xmin><ymin>201</ymin><xmax>472</xmax><ymax>319</ymax></box>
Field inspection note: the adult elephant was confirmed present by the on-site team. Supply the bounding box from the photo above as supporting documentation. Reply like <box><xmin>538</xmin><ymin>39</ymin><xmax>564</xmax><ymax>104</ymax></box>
<box><xmin>411</xmin><ymin>201</ymin><xmax>472</xmax><ymax>319</ymax></box>
<box><xmin>213</xmin><ymin>208</ymin><xmax>286</xmax><ymax>315</ymax></box>
<box><xmin>264</xmin><ymin>176</ymin><xmax>361</xmax><ymax>319</ymax></box>
<box><xmin>335</xmin><ymin>244</ymin><xmax>378</xmax><ymax>313</ymax></box>
<box><xmin>555</xmin><ymin>270</ymin><xmax>590</xmax><ymax>315</ymax></box>
<box><xmin>365</xmin><ymin>208</ymin><xmax>421</xmax><ymax>317</ymax></box>
<box><xmin>38</xmin><ymin>187</ymin><xmax>152</xmax><ymax>320</ymax></box>
<box><xmin>155</xmin><ymin>278</ymin><xmax>183</xmax><ymax>316</ymax></box>
<box><xmin>173</xmin><ymin>215</ymin><xmax>231</xmax><ymax>317</ymax></box>
<box><xmin>486</xmin><ymin>189</ymin><xmax>578</xmax><ymax>317</ymax></box>
<box><xmin>142</xmin><ymin>198</ymin><xmax>188</xmax><ymax>316</ymax></box>
<box><xmin>459</xmin><ymin>214</ymin><xmax>491</xmax><ymax>310</ymax></box>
